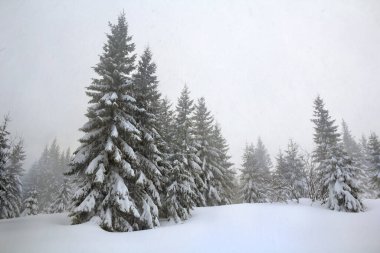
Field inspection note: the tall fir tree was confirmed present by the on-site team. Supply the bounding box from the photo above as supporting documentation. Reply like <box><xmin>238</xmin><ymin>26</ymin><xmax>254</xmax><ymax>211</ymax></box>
<box><xmin>0</xmin><ymin>116</ymin><xmax>12</xmax><ymax>219</ymax></box>
<box><xmin>3</xmin><ymin>140</ymin><xmax>25</xmax><ymax>218</ymax></box>
<box><xmin>311</xmin><ymin>96</ymin><xmax>340</xmax><ymax>163</ymax></box>
<box><xmin>210</xmin><ymin>123</ymin><xmax>236</xmax><ymax>204</ymax></box>
<box><xmin>311</xmin><ymin>96</ymin><xmax>363</xmax><ymax>211</ymax></box>
<box><xmin>193</xmin><ymin>97</ymin><xmax>220</xmax><ymax>205</ymax></box>
<box><xmin>155</xmin><ymin>97</ymin><xmax>181</xmax><ymax>219</ymax></box>
<box><xmin>131</xmin><ymin>47</ymin><xmax>164</xmax><ymax>227</ymax></box>
<box><xmin>164</xmin><ymin>86</ymin><xmax>203</xmax><ymax>222</ymax></box>
<box><xmin>0</xmin><ymin>116</ymin><xmax>26</xmax><ymax>219</ymax></box>
<box><xmin>67</xmin><ymin>13</ymin><xmax>159</xmax><ymax>232</ymax></box>
<box><xmin>311</xmin><ymin>96</ymin><xmax>340</xmax><ymax>200</ymax></box>
<box><xmin>367</xmin><ymin>132</ymin><xmax>380</xmax><ymax>197</ymax></box>
<box><xmin>155</xmin><ymin>97</ymin><xmax>176</xmax><ymax>217</ymax></box>
<box><xmin>193</xmin><ymin>98</ymin><xmax>235</xmax><ymax>205</ymax></box>
<box><xmin>0</xmin><ymin>116</ymin><xmax>9</xmax><ymax>177</ymax></box>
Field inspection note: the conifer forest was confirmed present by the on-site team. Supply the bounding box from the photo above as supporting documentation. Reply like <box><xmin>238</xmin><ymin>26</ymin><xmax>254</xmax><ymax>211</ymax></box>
<box><xmin>1</xmin><ymin>1</ymin><xmax>379</xmax><ymax>253</ymax></box>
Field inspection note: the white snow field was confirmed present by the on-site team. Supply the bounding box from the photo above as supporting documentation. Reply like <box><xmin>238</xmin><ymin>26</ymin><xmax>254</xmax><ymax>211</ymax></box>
<box><xmin>1</xmin><ymin>199</ymin><xmax>379</xmax><ymax>253</ymax></box>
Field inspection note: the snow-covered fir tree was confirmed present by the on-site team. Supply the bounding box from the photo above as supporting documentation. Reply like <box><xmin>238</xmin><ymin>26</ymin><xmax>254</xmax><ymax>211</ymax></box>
<box><xmin>321</xmin><ymin>144</ymin><xmax>364</xmax><ymax>212</ymax></box>
<box><xmin>164</xmin><ymin>86</ymin><xmax>203</xmax><ymax>222</ymax></box>
<box><xmin>67</xmin><ymin>13</ymin><xmax>164</xmax><ymax>232</ymax></box>
<box><xmin>210</xmin><ymin>123</ymin><xmax>236</xmax><ymax>204</ymax></box>
<box><xmin>155</xmin><ymin>97</ymin><xmax>178</xmax><ymax>218</ymax></box>
<box><xmin>0</xmin><ymin>117</ymin><xmax>10</xmax><ymax>183</ymax></box>
<box><xmin>367</xmin><ymin>132</ymin><xmax>380</xmax><ymax>197</ymax></box>
<box><xmin>240</xmin><ymin>143</ymin><xmax>271</xmax><ymax>203</ymax></box>
<box><xmin>341</xmin><ymin>121</ymin><xmax>371</xmax><ymax>196</ymax></box>
<box><xmin>131</xmin><ymin>47</ymin><xmax>164</xmax><ymax>227</ymax></box>
<box><xmin>3</xmin><ymin>140</ymin><xmax>25</xmax><ymax>218</ymax></box>
<box><xmin>0</xmin><ymin>116</ymin><xmax>12</xmax><ymax>219</ymax></box>
<box><xmin>193</xmin><ymin>98</ymin><xmax>234</xmax><ymax>206</ymax></box>
<box><xmin>21</xmin><ymin>190</ymin><xmax>38</xmax><ymax>216</ymax></box>
<box><xmin>311</xmin><ymin>96</ymin><xmax>340</xmax><ymax>200</ymax></box>
<box><xmin>271</xmin><ymin>150</ymin><xmax>290</xmax><ymax>202</ymax></box>
<box><xmin>155</xmin><ymin>97</ymin><xmax>176</xmax><ymax>190</ymax></box>
<box><xmin>193</xmin><ymin>97</ymin><xmax>218</xmax><ymax>205</ymax></box>
<box><xmin>49</xmin><ymin>178</ymin><xmax>72</xmax><ymax>213</ymax></box>
<box><xmin>0</xmin><ymin>116</ymin><xmax>26</xmax><ymax>219</ymax></box>
<box><xmin>274</xmin><ymin>140</ymin><xmax>306</xmax><ymax>202</ymax></box>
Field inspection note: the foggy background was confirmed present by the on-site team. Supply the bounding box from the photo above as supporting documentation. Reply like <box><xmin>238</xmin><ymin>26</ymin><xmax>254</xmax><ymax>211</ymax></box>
<box><xmin>0</xmin><ymin>0</ymin><xmax>379</xmax><ymax>170</ymax></box>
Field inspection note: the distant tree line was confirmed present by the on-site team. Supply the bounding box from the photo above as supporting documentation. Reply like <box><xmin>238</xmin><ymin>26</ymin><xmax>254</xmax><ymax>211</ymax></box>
<box><xmin>0</xmin><ymin>117</ymin><xmax>73</xmax><ymax>218</ymax></box>
<box><xmin>240</xmin><ymin>96</ymin><xmax>380</xmax><ymax>212</ymax></box>
<box><xmin>22</xmin><ymin>140</ymin><xmax>72</xmax><ymax>214</ymax></box>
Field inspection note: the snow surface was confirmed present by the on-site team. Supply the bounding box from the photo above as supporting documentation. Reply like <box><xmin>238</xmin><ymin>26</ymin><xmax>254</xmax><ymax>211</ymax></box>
<box><xmin>1</xmin><ymin>199</ymin><xmax>380</xmax><ymax>253</ymax></box>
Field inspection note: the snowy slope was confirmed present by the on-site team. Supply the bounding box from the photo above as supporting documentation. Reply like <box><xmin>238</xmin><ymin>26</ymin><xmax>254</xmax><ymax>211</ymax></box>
<box><xmin>1</xmin><ymin>199</ymin><xmax>380</xmax><ymax>253</ymax></box>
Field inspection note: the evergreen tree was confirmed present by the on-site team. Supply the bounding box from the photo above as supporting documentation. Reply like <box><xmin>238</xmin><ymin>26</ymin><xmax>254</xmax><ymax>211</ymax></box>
<box><xmin>3</xmin><ymin>140</ymin><xmax>25</xmax><ymax>218</ymax></box>
<box><xmin>193</xmin><ymin>98</ymin><xmax>235</xmax><ymax>206</ymax></box>
<box><xmin>341</xmin><ymin>121</ymin><xmax>371</xmax><ymax>196</ymax></box>
<box><xmin>240</xmin><ymin>143</ymin><xmax>271</xmax><ymax>203</ymax></box>
<box><xmin>131</xmin><ymin>47</ymin><xmax>164</xmax><ymax>227</ymax></box>
<box><xmin>67</xmin><ymin>13</ymin><xmax>155</xmax><ymax>232</ymax></box>
<box><xmin>21</xmin><ymin>190</ymin><xmax>38</xmax><ymax>216</ymax></box>
<box><xmin>164</xmin><ymin>86</ymin><xmax>203</xmax><ymax>222</ymax></box>
<box><xmin>49</xmin><ymin>178</ymin><xmax>72</xmax><ymax>213</ymax></box>
<box><xmin>0</xmin><ymin>116</ymin><xmax>9</xmax><ymax>174</ymax></box>
<box><xmin>193</xmin><ymin>97</ymin><xmax>220</xmax><ymax>205</ymax></box>
<box><xmin>0</xmin><ymin>116</ymin><xmax>26</xmax><ymax>219</ymax></box>
<box><xmin>311</xmin><ymin>96</ymin><xmax>340</xmax><ymax>163</ymax></box>
<box><xmin>271</xmin><ymin>150</ymin><xmax>291</xmax><ymax>203</ymax></box>
<box><xmin>311</xmin><ymin>96</ymin><xmax>340</xmax><ymax>200</ymax></box>
<box><xmin>274</xmin><ymin>140</ymin><xmax>306</xmax><ymax>202</ymax></box>
<box><xmin>155</xmin><ymin>97</ymin><xmax>177</xmax><ymax>218</ymax></box>
<box><xmin>321</xmin><ymin>144</ymin><xmax>363</xmax><ymax>212</ymax></box>
<box><xmin>367</xmin><ymin>133</ymin><xmax>380</xmax><ymax>197</ymax></box>
<box><xmin>156</xmin><ymin>97</ymin><xmax>176</xmax><ymax>196</ymax></box>
<box><xmin>210</xmin><ymin>123</ymin><xmax>236</xmax><ymax>204</ymax></box>
<box><xmin>0</xmin><ymin>116</ymin><xmax>11</xmax><ymax>219</ymax></box>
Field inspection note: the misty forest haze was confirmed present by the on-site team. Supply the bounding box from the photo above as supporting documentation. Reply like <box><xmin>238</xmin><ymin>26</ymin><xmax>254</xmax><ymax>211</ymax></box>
<box><xmin>1</xmin><ymin>0</ymin><xmax>379</xmax><ymax>169</ymax></box>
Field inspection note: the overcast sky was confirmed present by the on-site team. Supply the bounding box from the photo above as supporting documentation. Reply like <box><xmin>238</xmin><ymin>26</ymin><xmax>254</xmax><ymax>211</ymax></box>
<box><xmin>0</xmin><ymin>0</ymin><xmax>379</xmax><ymax>169</ymax></box>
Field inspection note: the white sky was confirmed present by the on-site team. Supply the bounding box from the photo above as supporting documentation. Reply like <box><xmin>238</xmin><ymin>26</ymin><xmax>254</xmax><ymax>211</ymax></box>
<box><xmin>0</xmin><ymin>0</ymin><xmax>379</xmax><ymax>169</ymax></box>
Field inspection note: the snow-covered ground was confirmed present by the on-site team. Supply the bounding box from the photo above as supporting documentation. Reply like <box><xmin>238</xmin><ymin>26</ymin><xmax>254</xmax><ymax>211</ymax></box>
<box><xmin>1</xmin><ymin>199</ymin><xmax>379</xmax><ymax>253</ymax></box>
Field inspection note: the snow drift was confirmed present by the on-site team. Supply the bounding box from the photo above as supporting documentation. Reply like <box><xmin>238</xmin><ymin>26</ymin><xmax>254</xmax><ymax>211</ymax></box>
<box><xmin>1</xmin><ymin>199</ymin><xmax>379</xmax><ymax>253</ymax></box>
